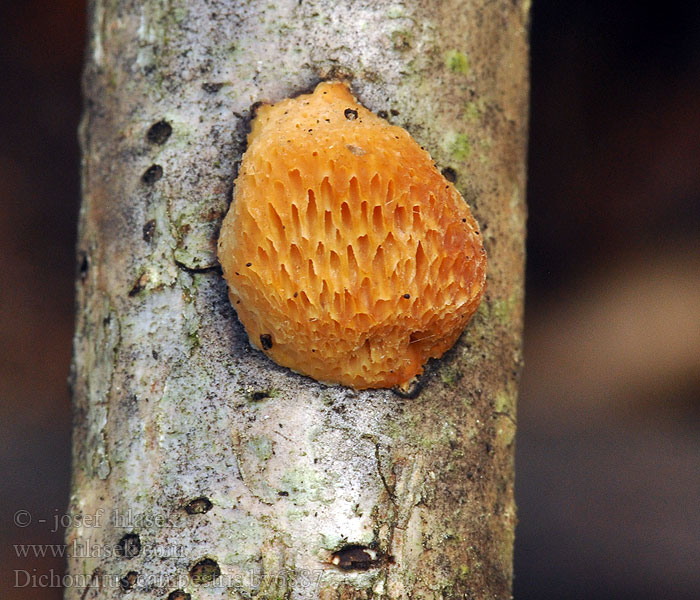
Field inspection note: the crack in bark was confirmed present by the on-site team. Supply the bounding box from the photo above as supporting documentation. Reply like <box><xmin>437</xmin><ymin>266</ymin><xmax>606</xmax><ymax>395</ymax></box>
<box><xmin>231</xmin><ymin>432</ymin><xmax>275</xmax><ymax>506</ymax></box>
<box><xmin>80</xmin><ymin>567</ymin><xmax>104</xmax><ymax>600</ymax></box>
<box><xmin>493</xmin><ymin>410</ymin><xmax>517</xmax><ymax>426</ymax></box>
<box><xmin>374</xmin><ymin>442</ymin><xmax>397</xmax><ymax>507</ymax></box>
<box><xmin>174</xmin><ymin>259</ymin><xmax>222</xmax><ymax>275</ymax></box>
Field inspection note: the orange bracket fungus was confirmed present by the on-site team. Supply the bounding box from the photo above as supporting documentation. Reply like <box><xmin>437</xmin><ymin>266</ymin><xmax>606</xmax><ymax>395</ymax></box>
<box><xmin>218</xmin><ymin>81</ymin><xmax>486</xmax><ymax>390</ymax></box>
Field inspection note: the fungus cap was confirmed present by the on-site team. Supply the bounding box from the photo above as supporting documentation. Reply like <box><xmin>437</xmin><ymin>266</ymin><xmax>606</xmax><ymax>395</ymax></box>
<box><xmin>218</xmin><ymin>81</ymin><xmax>486</xmax><ymax>390</ymax></box>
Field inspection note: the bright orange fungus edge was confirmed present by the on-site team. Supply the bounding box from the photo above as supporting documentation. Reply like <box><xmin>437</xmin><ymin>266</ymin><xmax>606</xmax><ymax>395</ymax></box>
<box><xmin>218</xmin><ymin>81</ymin><xmax>486</xmax><ymax>390</ymax></box>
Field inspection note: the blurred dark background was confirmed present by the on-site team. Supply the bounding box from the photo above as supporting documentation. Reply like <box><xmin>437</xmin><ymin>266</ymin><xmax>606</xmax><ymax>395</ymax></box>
<box><xmin>1</xmin><ymin>1</ymin><xmax>698</xmax><ymax>598</ymax></box>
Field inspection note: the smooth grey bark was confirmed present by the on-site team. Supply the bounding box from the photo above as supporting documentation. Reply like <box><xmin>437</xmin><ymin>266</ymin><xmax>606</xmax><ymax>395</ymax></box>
<box><xmin>67</xmin><ymin>1</ymin><xmax>528</xmax><ymax>598</ymax></box>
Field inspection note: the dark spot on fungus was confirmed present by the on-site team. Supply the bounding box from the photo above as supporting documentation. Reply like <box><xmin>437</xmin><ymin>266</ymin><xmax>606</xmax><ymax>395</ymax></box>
<box><xmin>116</xmin><ymin>533</ymin><xmax>141</xmax><ymax>558</ymax></box>
<box><xmin>260</xmin><ymin>334</ymin><xmax>273</xmax><ymax>350</ymax></box>
<box><xmin>119</xmin><ymin>571</ymin><xmax>138</xmax><ymax>592</ymax></box>
<box><xmin>146</xmin><ymin>120</ymin><xmax>172</xmax><ymax>145</ymax></box>
<box><xmin>403</xmin><ymin>293</ymin><xmax>411</xmax><ymax>299</ymax></box>
<box><xmin>246</xmin><ymin>262</ymin><xmax>252</xmax><ymax>267</ymax></box>
<box><xmin>142</xmin><ymin>164</ymin><xmax>163</xmax><ymax>184</ymax></box>
<box><xmin>330</xmin><ymin>545</ymin><xmax>385</xmax><ymax>570</ymax></box>
<box><xmin>251</xmin><ymin>390</ymin><xmax>270</xmax><ymax>401</ymax></box>
<box><xmin>462</xmin><ymin>218</ymin><xmax>467</xmax><ymax>223</ymax></box>
<box><xmin>189</xmin><ymin>558</ymin><xmax>221</xmax><ymax>584</ymax></box>
<box><xmin>344</xmin><ymin>108</ymin><xmax>358</xmax><ymax>120</ymax></box>
<box><xmin>201</xmin><ymin>82</ymin><xmax>224</xmax><ymax>93</ymax></box>
<box><xmin>78</xmin><ymin>251</ymin><xmax>89</xmax><ymax>281</ymax></box>
<box><xmin>184</xmin><ymin>496</ymin><xmax>213</xmax><ymax>515</ymax></box>
<box><xmin>142</xmin><ymin>219</ymin><xmax>156</xmax><ymax>242</ymax></box>
<box><xmin>167</xmin><ymin>592</ymin><xmax>191</xmax><ymax>600</ymax></box>
<box><xmin>441</xmin><ymin>166</ymin><xmax>457</xmax><ymax>183</ymax></box>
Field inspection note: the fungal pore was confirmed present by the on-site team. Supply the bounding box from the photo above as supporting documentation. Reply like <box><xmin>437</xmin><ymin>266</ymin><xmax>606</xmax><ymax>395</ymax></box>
<box><xmin>218</xmin><ymin>81</ymin><xmax>486</xmax><ymax>390</ymax></box>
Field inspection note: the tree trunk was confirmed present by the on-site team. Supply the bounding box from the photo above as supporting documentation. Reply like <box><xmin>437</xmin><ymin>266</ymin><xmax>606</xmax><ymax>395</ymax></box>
<box><xmin>67</xmin><ymin>1</ymin><xmax>528</xmax><ymax>598</ymax></box>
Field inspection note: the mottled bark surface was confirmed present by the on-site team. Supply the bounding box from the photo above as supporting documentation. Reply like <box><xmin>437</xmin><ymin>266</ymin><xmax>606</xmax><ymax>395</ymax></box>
<box><xmin>67</xmin><ymin>1</ymin><xmax>528</xmax><ymax>598</ymax></box>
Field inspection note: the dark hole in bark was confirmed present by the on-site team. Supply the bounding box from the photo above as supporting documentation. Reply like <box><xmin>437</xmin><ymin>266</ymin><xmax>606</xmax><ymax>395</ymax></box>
<box><xmin>392</xmin><ymin>372</ymin><xmax>425</xmax><ymax>399</ymax></box>
<box><xmin>78</xmin><ymin>251</ymin><xmax>89</xmax><ymax>281</ymax></box>
<box><xmin>331</xmin><ymin>545</ymin><xmax>386</xmax><ymax>570</ymax></box>
<box><xmin>116</xmin><ymin>533</ymin><xmax>141</xmax><ymax>558</ymax></box>
<box><xmin>189</xmin><ymin>558</ymin><xmax>221</xmax><ymax>584</ymax></box>
<box><xmin>142</xmin><ymin>219</ymin><xmax>156</xmax><ymax>242</ymax></box>
<box><xmin>390</xmin><ymin>109</ymin><xmax>400</xmax><ymax>116</ymax></box>
<box><xmin>119</xmin><ymin>571</ymin><xmax>138</xmax><ymax>591</ymax></box>
<box><xmin>278</xmin><ymin>490</ymin><xmax>289</xmax><ymax>496</ymax></box>
<box><xmin>248</xmin><ymin>100</ymin><xmax>265</xmax><ymax>124</ymax></box>
<box><xmin>128</xmin><ymin>274</ymin><xmax>147</xmax><ymax>297</ymax></box>
<box><xmin>142</xmin><ymin>164</ymin><xmax>163</xmax><ymax>185</ymax></box>
<box><xmin>441</xmin><ymin>166</ymin><xmax>457</xmax><ymax>183</ymax></box>
<box><xmin>377</xmin><ymin>110</ymin><xmax>388</xmax><ymax>119</ymax></box>
<box><xmin>184</xmin><ymin>496</ymin><xmax>213</xmax><ymax>515</ymax></box>
<box><xmin>251</xmin><ymin>390</ymin><xmax>271</xmax><ymax>402</ymax></box>
<box><xmin>167</xmin><ymin>592</ymin><xmax>191</xmax><ymax>600</ymax></box>
<box><xmin>146</xmin><ymin>120</ymin><xmax>172</xmax><ymax>144</ymax></box>
<box><xmin>202</xmin><ymin>82</ymin><xmax>224</xmax><ymax>93</ymax></box>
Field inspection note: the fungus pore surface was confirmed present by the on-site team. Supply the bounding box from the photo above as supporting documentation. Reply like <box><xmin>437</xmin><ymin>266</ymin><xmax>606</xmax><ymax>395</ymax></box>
<box><xmin>218</xmin><ymin>81</ymin><xmax>486</xmax><ymax>390</ymax></box>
